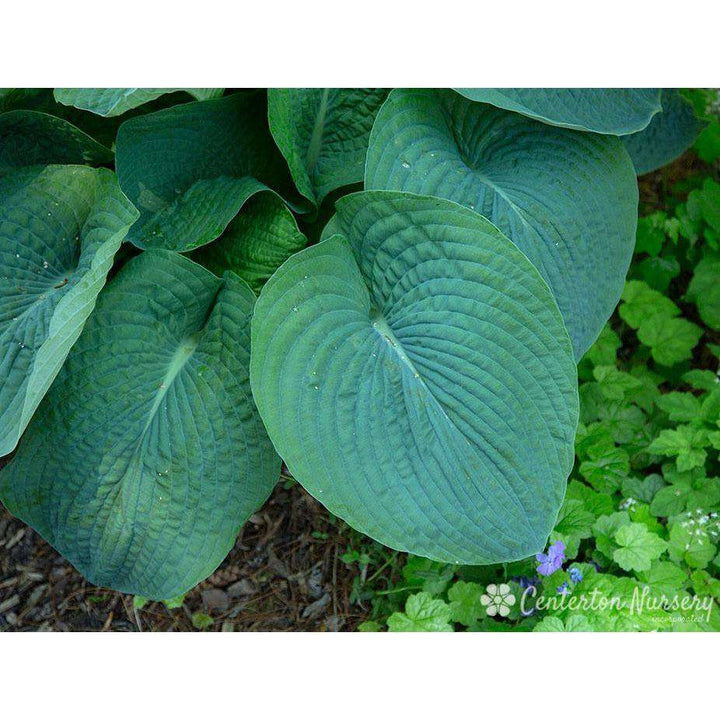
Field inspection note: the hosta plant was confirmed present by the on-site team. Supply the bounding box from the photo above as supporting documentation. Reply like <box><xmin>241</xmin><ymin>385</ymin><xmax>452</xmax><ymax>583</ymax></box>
<box><xmin>0</xmin><ymin>88</ymin><xmax>707</xmax><ymax>599</ymax></box>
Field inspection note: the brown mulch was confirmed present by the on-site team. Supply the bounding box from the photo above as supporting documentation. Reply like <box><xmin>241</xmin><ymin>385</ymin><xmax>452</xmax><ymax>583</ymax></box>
<box><xmin>638</xmin><ymin>153</ymin><xmax>705</xmax><ymax>210</ymax></box>
<box><xmin>0</xmin><ymin>480</ymin><xmax>366</xmax><ymax>632</ymax></box>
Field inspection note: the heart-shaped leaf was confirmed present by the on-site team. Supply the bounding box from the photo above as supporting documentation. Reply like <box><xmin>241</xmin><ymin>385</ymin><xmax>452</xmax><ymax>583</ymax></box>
<box><xmin>622</xmin><ymin>90</ymin><xmax>705</xmax><ymax>175</ymax></box>
<box><xmin>250</xmin><ymin>191</ymin><xmax>578</xmax><ymax>564</ymax></box>
<box><xmin>268</xmin><ymin>88</ymin><xmax>388</xmax><ymax>206</ymax></box>
<box><xmin>365</xmin><ymin>88</ymin><xmax>638</xmax><ymax>359</ymax></box>
<box><xmin>0</xmin><ymin>165</ymin><xmax>138</xmax><ymax>456</ymax></box>
<box><xmin>116</xmin><ymin>92</ymin><xmax>301</xmax><ymax>252</ymax></box>
<box><xmin>0</xmin><ymin>249</ymin><xmax>280</xmax><ymax>598</ymax></box>
<box><xmin>454</xmin><ymin>88</ymin><xmax>661</xmax><ymax>134</ymax></box>
<box><xmin>189</xmin><ymin>192</ymin><xmax>307</xmax><ymax>293</ymax></box>
<box><xmin>54</xmin><ymin>88</ymin><xmax>224</xmax><ymax>117</ymax></box>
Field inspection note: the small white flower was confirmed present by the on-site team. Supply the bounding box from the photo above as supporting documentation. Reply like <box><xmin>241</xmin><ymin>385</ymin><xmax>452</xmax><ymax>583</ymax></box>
<box><xmin>480</xmin><ymin>583</ymin><xmax>516</xmax><ymax>617</ymax></box>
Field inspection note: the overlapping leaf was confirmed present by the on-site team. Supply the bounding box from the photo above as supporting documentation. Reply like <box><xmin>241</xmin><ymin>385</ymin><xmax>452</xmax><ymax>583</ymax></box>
<box><xmin>251</xmin><ymin>191</ymin><xmax>578</xmax><ymax>565</ymax></box>
<box><xmin>623</xmin><ymin>90</ymin><xmax>705</xmax><ymax>174</ymax></box>
<box><xmin>0</xmin><ymin>111</ymin><xmax>113</xmax><ymax>176</ymax></box>
<box><xmin>54</xmin><ymin>88</ymin><xmax>224</xmax><ymax>117</ymax></box>
<box><xmin>0</xmin><ymin>250</ymin><xmax>280</xmax><ymax>598</ymax></box>
<box><xmin>454</xmin><ymin>88</ymin><xmax>661</xmax><ymax>134</ymax></box>
<box><xmin>365</xmin><ymin>88</ymin><xmax>638</xmax><ymax>359</ymax></box>
<box><xmin>0</xmin><ymin>165</ymin><xmax>138</xmax><ymax>456</ymax></box>
<box><xmin>268</xmin><ymin>88</ymin><xmax>389</xmax><ymax>206</ymax></box>
<box><xmin>116</xmin><ymin>92</ymin><xmax>300</xmax><ymax>252</ymax></box>
<box><xmin>190</xmin><ymin>192</ymin><xmax>307</xmax><ymax>293</ymax></box>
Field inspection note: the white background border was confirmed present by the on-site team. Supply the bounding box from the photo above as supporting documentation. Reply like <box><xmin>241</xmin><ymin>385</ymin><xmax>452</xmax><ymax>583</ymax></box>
<box><xmin>3</xmin><ymin>1</ymin><xmax>718</xmax><ymax>86</ymax></box>
<box><xmin>1</xmin><ymin>634</ymin><xmax>716</xmax><ymax>715</ymax></box>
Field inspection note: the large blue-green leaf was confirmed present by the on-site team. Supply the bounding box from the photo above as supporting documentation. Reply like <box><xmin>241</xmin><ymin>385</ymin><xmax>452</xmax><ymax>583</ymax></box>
<box><xmin>454</xmin><ymin>88</ymin><xmax>661</xmax><ymax>134</ymax></box>
<box><xmin>54</xmin><ymin>88</ymin><xmax>224</xmax><ymax>117</ymax></box>
<box><xmin>622</xmin><ymin>90</ymin><xmax>705</xmax><ymax>175</ymax></box>
<box><xmin>365</xmin><ymin>88</ymin><xmax>638</xmax><ymax>359</ymax></box>
<box><xmin>116</xmin><ymin>92</ymin><xmax>300</xmax><ymax>252</ymax></box>
<box><xmin>0</xmin><ymin>250</ymin><xmax>280</xmax><ymax>598</ymax></box>
<box><xmin>250</xmin><ymin>191</ymin><xmax>579</xmax><ymax>565</ymax></box>
<box><xmin>268</xmin><ymin>88</ymin><xmax>388</xmax><ymax>206</ymax></box>
<box><xmin>190</xmin><ymin>192</ymin><xmax>307</xmax><ymax>293</ymax></box>
<box><xmin>0</xmin><ymin>111</ymin><xmax>113</xmax><ymax>176</ymax></box>
<box><xmin>0</xmin><ymin>165</ymin><xmax>138</xmax><ymax>456</ymax></box>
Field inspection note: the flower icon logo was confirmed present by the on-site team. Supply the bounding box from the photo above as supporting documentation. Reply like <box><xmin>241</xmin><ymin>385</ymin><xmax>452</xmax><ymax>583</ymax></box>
<box><xmin>480</xmin><ymin>583</ymin><xmax>516</xmax><ymax>617</ymax></box>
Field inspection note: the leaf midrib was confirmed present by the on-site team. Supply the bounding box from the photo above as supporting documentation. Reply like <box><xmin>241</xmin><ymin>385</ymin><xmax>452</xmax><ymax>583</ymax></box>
<box><xmin>305</xmin><ymin>88</ymin><xmax>330</xmax><ymax>178</ymax></box>
<box><xmin>142</xmin><ymin>332</ymin><xmax>201</xmax><ymax>435</ymax></box>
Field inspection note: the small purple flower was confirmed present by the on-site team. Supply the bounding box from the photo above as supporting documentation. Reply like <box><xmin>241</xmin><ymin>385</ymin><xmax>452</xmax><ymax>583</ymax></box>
<box><xmin>513</xmin><ymin>575</ymin><xmax>540</xmax><ymax>590</ymax></box>
<box><xmin>536</xmin><ymin>540</ymin><xmax>565</xmax><ymax>576</ymax></box>
<box><xmin>569</xmin><ymin>567</ymin><xmax>583</xmax><ymax>584</ymax></box>
<box><xmin>557</xmin><ymin>582</ymin><xmax>570</xmax><ymax>596</ymax></box>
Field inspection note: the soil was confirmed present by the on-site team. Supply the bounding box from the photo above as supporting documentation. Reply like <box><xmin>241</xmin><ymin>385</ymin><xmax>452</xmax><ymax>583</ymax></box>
<box><xmin>0</xmin><ymin>477</ymin><xmax>366</xmax><ymax>631</ymax></box>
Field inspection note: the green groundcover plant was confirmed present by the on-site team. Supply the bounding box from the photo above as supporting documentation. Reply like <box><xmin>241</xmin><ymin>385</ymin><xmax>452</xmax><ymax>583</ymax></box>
<box><xmin>0</xmin><ymin>88</ymin><xmax>718</xmax><ymax>631</ymax></box>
